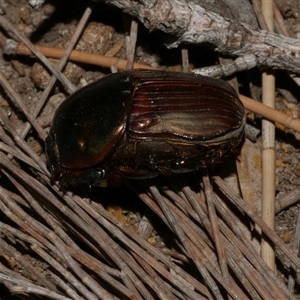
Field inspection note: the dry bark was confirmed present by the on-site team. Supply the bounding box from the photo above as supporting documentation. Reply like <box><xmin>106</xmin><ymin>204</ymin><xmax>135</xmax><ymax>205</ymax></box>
<box><xmin>107</xmin><ymin>0</ymin><xmax>300</xmax><ymax>74</ymax></box>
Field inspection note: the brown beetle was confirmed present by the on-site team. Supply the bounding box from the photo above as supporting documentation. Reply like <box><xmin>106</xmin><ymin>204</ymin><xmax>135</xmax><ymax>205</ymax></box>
<box><xmin>45</xmin><ymin>69</ymin><xmax>245</xmax><ymax>185</ymax></box>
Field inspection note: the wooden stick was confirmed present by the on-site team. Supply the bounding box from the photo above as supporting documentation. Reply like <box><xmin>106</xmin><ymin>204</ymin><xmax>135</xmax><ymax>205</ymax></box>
<box><xmin>125</xmin><ymin>19</ymin><xmax>138</xmax><ymax>71</ymax></box>
<box><xmin>240</xmin><ymin>95</ymin><xmax>300</xmax><ymax>133</ymax></box>
<box><xmin>202</xmin><ymin>172</ymin><xmax>229</xmax><ymax>281</ymax></box>
<box><xmin>12</xmin><ymin>41</ymin><xmax>154</xmax><ymax>71</ymax></box>
<box><xmin>261</xmin><ymin>0</ymin><xmax>276</xmax><ymax>271</ymax></box>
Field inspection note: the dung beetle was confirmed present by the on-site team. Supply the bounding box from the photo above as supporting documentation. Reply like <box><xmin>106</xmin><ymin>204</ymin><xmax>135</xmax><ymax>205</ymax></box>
<box><xmin>45</xmin><ymin>69</ymin><xmax>245</xmax><ymax>186</ymax></box>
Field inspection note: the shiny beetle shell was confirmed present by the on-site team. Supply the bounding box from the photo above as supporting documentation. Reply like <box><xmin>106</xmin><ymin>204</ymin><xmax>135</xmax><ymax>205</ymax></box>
<box><xmin>45</xmin><ymin>69</ymin><xmax>245</xmax><ymax>185</ymax></box>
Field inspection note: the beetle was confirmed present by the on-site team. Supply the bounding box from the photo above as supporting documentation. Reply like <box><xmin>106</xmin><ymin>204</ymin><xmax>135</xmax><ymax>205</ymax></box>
<box><xmin>45</xmin><ymin>69</ymin><xmax>245</xmax><ymax>186</ymax></box>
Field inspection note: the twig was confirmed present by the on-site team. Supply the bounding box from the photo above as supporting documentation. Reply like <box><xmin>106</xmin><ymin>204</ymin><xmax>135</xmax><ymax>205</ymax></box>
<box><xmin>19</xmin><ymin>5</ymin><xmax>93</xmax><ymax>140</ymax></box>
<box><xmin>202</xmin><ymin>172</ymin><xmax>229</xmax><ymax>283</ymax></box>
<box><xmin>148</xmin><ymin>184</ymin><xmax>243</xmax><ymax>300</ymax></box>
<box><xmin>0</xmin><ymin>272</ymin><xmax>72</xmax><ymax>300</ymax></box>
<box><xmin>273</xmin><ymin>2</ymin><xmax>291</xmax><ymax>37</ymax></box>
<box><xmin>76</xmin><ymin>192</ymin><xmax>211</xmax><ymax>299</ymax></box>
<box><xmin>49</xmin><ymin>232</ymin><xmax>113</xmax><ymax>300</ymax></box>
<box><xmin>261</xmin><ymin>0</ymin><xmax>276</xmax><ymax>272</ymax></box>
<box><xmin>32</xmin><ymin>244</ymin><xmax>99</xmax><ymax>300</ymax></box>
<box><xmin>0</xmin><ymin>72</ymin><xmax>47</xmax><ymax>141</ymax></box>
<box><xmin>1</xmin><ymin>39</ymin><xmax>154</xmax><ymax>71</ymax></box>
<box><xmin>288</xmin><ymin>206</ymin><xmax>300</xmax><ymax>293</ymax></box>
<box><xmin>0</xmin><ymin>15</ymin><xmax>74</xmax><ymax>94</ymax></box>
<box><xmin>252</xmin><ymin>0</ymin><xmax>269</xmax><ymax>30</ymax></box>
<box><xmin>0</xmin><ymin>235</ymin><xmax>55</xmax><ymax>290</ymax></box>
<box><xmin>125</xmin><ymin>19</ymin><xmax>139</xmax><ymax>70</ymax></box>
<box><xmin>107</xmin><ymin>0</ymin><xmax>300</xmax><ymax>74</ymax></box>
<box><xmin>181</xmin><ymin>47</ymin><xmax>189</xmax><ymax>73</ymax></box>
<box><xmin>235</xmin><ymin>139</ymin><xmax>256</xmax><ymax>211</ymax></box>
<box><xmin>275</xmin><ymin>188</ymin><xmax>300</xmax><ymax>213</ymax></box>
<box><xmin>0</xmin><ymin>110</ymin><xmax>48</xmax><ymax>174</ymax></box>
<box><xmin>212</xmin><ymin>175</ymin><xmax>300</xmax><ymax>271</ymax></box>
<box><xmin>159</xmin><ymin>176</ymin><xmax>291</xmax><ymax>298</ymax></box>
<box><xmin>239</xmin><ymin>95</ymin><xmax>300</xmax><ymax>133</ymax></box>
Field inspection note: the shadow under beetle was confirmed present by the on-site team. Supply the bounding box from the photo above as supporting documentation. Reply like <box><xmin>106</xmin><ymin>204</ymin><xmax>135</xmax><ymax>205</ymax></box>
<box><xmin>45</xmin><ymin>69</ymin><xmax>245</xmax><ymax>186</ymax></box>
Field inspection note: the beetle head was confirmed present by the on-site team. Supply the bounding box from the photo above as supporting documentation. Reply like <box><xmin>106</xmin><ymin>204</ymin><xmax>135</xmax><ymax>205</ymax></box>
<box><xmin>45</xmin><ymin>72</ymin><xmax>135</xmax><ymax>185</ymax></box>
<box><xmin>45</xmin><ymin>130</ymin><xmax>107</xmax><ymax>185</ymax></box>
